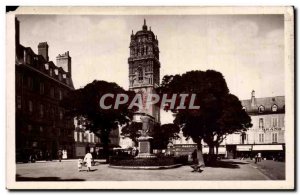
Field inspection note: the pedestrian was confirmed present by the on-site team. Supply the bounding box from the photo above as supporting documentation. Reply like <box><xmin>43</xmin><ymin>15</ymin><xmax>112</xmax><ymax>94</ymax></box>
<box><xmin>255</xmin><ymin>154</ymin><xmax>258</xmax><ymax>164</ymax></box>
<box><xmin>258</xmin><ymin>152</ymin><xmax>262</xmax><ymax>162</ymax></box>
<box><xmin>191</xmin><ymin>149</ymin><xmax>203</xmax><ymax>172</ymax></box>
<box><xmin>84</xmin><ymin>151</ymin><xmax>93</xmax><ymax>172</ymax></box>
<box><xmin>58</xmin><ymin>149</ymin><xmax>63</xmax><ymax>162</ymax></box>
<box><xmin>78</xmin><ymin>158</ymin><xmax>83</xmax><ymax>172</ymax></box>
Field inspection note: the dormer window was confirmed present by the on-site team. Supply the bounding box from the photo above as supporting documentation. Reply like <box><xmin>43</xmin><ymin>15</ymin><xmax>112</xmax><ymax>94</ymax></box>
<box><xmin>54</xmin><ymin>69</ymin><xmax>58</xmax><ymax>75</ymax></box>
<box><xmin>45</xmin><ymin>63</ymin><xmax>49</xmax><ymax>70</ymax></box>
<box><xmin>258</xmin><ymin>105</ymin><xmax>265</xmax><ymax>113</ymax></box>
<box><xmin>272</xmin><ymin>104</ymin><xmax>278</xmax><ymax>112</ymax></box>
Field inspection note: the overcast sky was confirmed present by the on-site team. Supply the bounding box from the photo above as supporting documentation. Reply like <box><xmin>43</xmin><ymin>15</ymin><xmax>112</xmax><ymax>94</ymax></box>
<box><xmin>17</xmin><ymin>14</ymin><xmax>284</xmax><ymax>123</ymax></box>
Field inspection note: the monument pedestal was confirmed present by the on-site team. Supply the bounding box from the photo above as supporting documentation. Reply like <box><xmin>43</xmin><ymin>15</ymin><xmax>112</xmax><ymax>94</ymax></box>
<box><xmin>136</xmin><ymin>136</ymin><xmax>156</xmax><ymax>159</ymax></box>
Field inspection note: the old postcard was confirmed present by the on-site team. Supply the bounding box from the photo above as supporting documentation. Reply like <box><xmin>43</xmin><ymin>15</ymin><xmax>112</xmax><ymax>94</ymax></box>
<box><xmin>6</xmin><ymin>6</ymin><xmax>294</xmax><ymax>190</ymax></box>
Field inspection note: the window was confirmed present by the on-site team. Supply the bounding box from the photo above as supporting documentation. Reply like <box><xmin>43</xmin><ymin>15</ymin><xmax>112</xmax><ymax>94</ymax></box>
<box><xmin>40</xmin><ymin>104</ymin><xmax>44</xmax><ymax>118</ymax></box>
<box><xmin>17</xmin><ymin>96</ymin><xmax>22</xmax><ymax>109</ymax></box>
<box><xmin>27</xmin><ymin>76</ymin><xmax>33</xmax><ymax>90</ymax></box>
<box><xmin>74</xmin><ymin>132</ymin><xmax>78</xmax><ymax>142</ymax></box>
<box><xmin>39</xmin><ymin>82</ymin><xmax>44</xmax><ymax>95</ymax></box>
<box><xmin>259</xmin><ymin>133</ymin><xmax>264</xmax><ymax>143</ymax></box>
<box><xmin>272</xmin><ymin>133</ymin><xmax>278</xmax><ymax>143</ymax></box>
<box><xmin>49</xmin><ymin>68</ymin><xmax>53</xmax><ymax>76</ymax></box>
<box><xmin>258</xmin><ymin>105</ymin><xmax>265</xmax><ymax>113</ymax></box>
<box><xmin>16</xmin><ymin>73</ymin><xmax>22</xmax><ymax>87</ymax></box>
<box><xmin>259</xmin><ymin>118</ymin><xmax>264</xmax><ymax>128</ymax></box>
<box><xmin>59</xmin><ymin>110</ymin><xmax>63</xmax><ymax>120</ymax></box>
<box><xmin>59</xmin><ymin>89</ymin><xmax>63</xmax><ymax>100</ymax></box>
<box><xmin>45</xmin><ymin>63</ymin><xmax>49</xmax><ymax>70</ymax></box>
<box><xmin>28</xmin><ymin>100</ymin><xmax>33</xmax><ymax>113</ymax></box>
<box><xmin>50</xmin><ymin>87</ymin><xmax>54</xmax><ymax>98</ymax></box>
<box><xmin>271</xmin><ymin>117</ymin><xmax>278</xmax><ymax>127</ymax></box>
<box><xmin>272</xmin><ymin>104</ymin><xmax>278</xmax><ymax>112</ymax></box>
<box><xmin>51</xmin><ymin>108</ymin><xmax>55</xmax><ymax>119</ymax></box>
<box><xmin>138</xmin><ymin>67</ymin><xmax>143</xmax><ymax>81</ymax></box>
<box><xmin>28</xmin><ymin>124</ymin><xmax>32</xmax><ymax>132</ymax></box>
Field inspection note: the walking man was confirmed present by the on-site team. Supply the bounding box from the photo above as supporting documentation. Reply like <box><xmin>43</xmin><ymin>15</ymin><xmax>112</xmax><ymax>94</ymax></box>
<box><xmin>57</xmin><ymin>149</ymin><xmax>63</xmax><ymax>162</ymax></box>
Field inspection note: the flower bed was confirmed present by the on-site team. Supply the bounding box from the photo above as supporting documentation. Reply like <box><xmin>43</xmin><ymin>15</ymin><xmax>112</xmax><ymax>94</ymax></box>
<box><xmin>109</xmin><ymin>155</ymin><xmax>188</xmax><ymax>167</ymax></box>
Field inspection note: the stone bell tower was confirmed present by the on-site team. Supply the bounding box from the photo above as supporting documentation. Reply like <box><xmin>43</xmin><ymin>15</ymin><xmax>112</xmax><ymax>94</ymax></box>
<box><xmin>128</xmin><ymin>19</ymin><xmax>161</xmax><ymax>124</ymax></box>
<box><xmin>128</xmin><ymin>20</ymin><xmax>161</xmax><ymax>157</ymax></box>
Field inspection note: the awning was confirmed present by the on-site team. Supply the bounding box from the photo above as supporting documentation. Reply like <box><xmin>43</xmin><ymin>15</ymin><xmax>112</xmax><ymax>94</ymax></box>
<box><xmin>217</xmin><ymin>147</ymin><xmax>226</xmax><ymax>154</ymax></box>
<box><xmin>237</xmin><ymin>145</ymin><xmax>252</xmax><ymax>151</ymax></box>
<box><xmin>202</xmin><ymin>147</ymin><xmax>226</xmax><ymax>154</ymax></box>
<box><xmin>252</xmin><ymin>145</ymin><xmax>283</xmax><ymax>151</ymax></box>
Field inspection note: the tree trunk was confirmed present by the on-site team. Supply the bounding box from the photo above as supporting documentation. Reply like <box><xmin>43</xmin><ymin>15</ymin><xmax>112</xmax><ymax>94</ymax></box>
<box><xmin>208</xmin><ymin>145</ymin><xmax>215</xmax><ymax>155</ymax></box>
<box><xmin>196</xmin><ymin>138</ymin><xmax>205</xmax><ymax>167</ymax></box>
<box><xmin>103</xmin><ymin>143</ymin><xmax>109</xmax><ymax>163</ymax></box>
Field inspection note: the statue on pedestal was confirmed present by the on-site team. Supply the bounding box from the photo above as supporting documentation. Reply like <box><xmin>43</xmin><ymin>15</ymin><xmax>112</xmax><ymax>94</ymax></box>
<box><xmin>139</xmin><ymin>115</ymin><xmax>150</xmax><ymax>137</ymax></box>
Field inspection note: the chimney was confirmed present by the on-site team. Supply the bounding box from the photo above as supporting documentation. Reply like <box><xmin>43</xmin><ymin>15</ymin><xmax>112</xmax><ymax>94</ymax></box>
<box><xmin>15</xmin><ymin>18</ymin><xmax>20</xmax><ymax>47</ymax></box>
<box><xmin>38</xmin><ymin>42</ymin><xmax>49</xmax><ymax>61</ymax></box>
<box><xmin>56</xmin><ymin>51</ymin><xmax>72</xmax><ymax>76</ymax></box>
<box><xmin>251</xmin><ymin>90</ymin><xmax>255</xmax><ymax>106</ymax></box>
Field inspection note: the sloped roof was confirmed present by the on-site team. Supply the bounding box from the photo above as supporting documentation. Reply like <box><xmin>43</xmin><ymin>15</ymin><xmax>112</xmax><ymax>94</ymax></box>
<box><xmin>241</xmin><ymin>96</ymin><xmax>285</xmax><ymax>115</ymax></box>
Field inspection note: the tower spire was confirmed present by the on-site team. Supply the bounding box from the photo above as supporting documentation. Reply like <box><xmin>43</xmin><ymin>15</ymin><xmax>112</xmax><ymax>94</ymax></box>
<box><xmin>142</xmin><ymin>19</ymin><xmax>148</xmax><ymax>31</ymax></box>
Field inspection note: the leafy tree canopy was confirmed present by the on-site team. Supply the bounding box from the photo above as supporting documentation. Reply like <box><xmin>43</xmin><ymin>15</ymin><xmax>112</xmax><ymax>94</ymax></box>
<box><xmin>61</xmin><ymin>80</ymin><xmax>136</xmax><ymax>156</ymax></box>
<box><xmin>158</xmin><ymin>70</ymin><xmax>252</xmax><ymax>153</ymax></box>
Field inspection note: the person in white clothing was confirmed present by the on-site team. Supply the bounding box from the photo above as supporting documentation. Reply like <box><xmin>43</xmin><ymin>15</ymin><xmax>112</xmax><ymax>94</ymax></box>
<box><xmin>84</xmin><ymin>152</ymin><xmax>93</xmax><ymax>172</ymax></box>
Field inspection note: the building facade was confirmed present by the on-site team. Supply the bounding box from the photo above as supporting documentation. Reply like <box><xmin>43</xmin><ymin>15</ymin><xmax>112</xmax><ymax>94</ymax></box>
<box><xmin>224</xmin><ymin>90</ymin><xmax>285</xmax><ymax>160</ymax></box>
<box><xmin>171</xmin><ymin>91</ymin><xmax>285</xmax><ymax>160</ymax></box>
<box><xmin>128</xmin><ymin>20</ymin><xmax>161</xmax><ymax>124</ymax></box>
<box><xmin>73</xmin><ymin>117</ymin><xmax>121</xmax><ymax>158</ymax></box>
<box><xmin>15</xmin><ymin>18</ymin><xmax>75</xmax><ymax>162</ymax></box>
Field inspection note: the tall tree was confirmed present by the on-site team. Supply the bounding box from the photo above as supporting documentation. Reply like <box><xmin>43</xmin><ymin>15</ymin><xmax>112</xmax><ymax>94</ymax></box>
<box><xmin>158</xmin><ymin>70</ymin><xmax>252</xmax><ymax>159</ymax></box>
<box><xmin>151</xmin><ymin>123</ymin><xmax>180</xmax><ymax>150</ymax></box>
<box><xmin>61</xmin><ymin>80</ymin><xmax>136</xmax><ymax>160</ymax></box>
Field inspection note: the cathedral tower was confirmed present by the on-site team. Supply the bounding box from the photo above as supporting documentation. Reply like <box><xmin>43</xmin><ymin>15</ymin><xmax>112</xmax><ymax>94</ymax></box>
<box><xmin>128</xmin><ymin>19</ymin><xmax>161</xmax><ymax>123</ymax></box>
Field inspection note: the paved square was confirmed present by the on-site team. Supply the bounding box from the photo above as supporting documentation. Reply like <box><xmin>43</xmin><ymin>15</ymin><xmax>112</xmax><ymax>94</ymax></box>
<box><xmin>15</xmin><ymin>159</ymin><xmax>285</xmax><ymax>181</ymax></box>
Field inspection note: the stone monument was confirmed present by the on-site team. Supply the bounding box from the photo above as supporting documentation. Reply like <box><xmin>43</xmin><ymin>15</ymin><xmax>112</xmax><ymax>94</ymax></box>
<box><xmin>136</xmin><ymin>115</ymin><xmax>156</xmax><ymax>158</ymax></box>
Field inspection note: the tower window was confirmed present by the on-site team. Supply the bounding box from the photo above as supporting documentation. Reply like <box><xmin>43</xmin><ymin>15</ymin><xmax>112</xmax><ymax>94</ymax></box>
<box><xmin>138</xmin><ymin>68</ymin><xmax>143</xmax><ymax>81</ymax></box>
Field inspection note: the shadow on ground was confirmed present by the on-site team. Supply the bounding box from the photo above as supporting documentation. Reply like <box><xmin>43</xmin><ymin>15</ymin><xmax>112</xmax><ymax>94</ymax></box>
<box><xmin>205</xmin><ymin>160</ymin><xmax>249</xmax><ymax>169</ymax></box>
<box><xmin>16</xmin><ymin>174</ymin><xmax>85</xmax><ymax>181</ymax></box>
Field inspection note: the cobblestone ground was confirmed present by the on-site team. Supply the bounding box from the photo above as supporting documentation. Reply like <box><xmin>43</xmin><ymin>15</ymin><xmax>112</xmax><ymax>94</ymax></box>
<box><xmin>16</xmin><ymin>159</ymin><xmax>275</xmax><ymax>181</ymax></box>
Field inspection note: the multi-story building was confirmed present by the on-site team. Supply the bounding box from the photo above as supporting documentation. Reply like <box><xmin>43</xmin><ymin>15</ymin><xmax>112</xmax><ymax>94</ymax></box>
<box><xmin>171</xmin><ymin>90</ymin><xmax>285</xmax><ymax>160</ymax></box>
<box><xmin>225</xmin><ymin>90</ymin><xmax>285</xmax><ymax>160</ymax></box>
<box><xmin>73</xmin><ymin>117</ymin><xmax>121</xmax><ymax>158</ymax></box>
<box><xmin>15</xmin><ymin>18</ymin><xmax>75</xmax><ymax>162</ymax></box>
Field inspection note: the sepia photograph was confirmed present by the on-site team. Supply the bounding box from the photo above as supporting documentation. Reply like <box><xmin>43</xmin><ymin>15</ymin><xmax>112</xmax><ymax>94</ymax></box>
<box><xmin>6</xmin><ymin>6</ymin><xmax>294</xmax><ymax>190</ymax></box>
